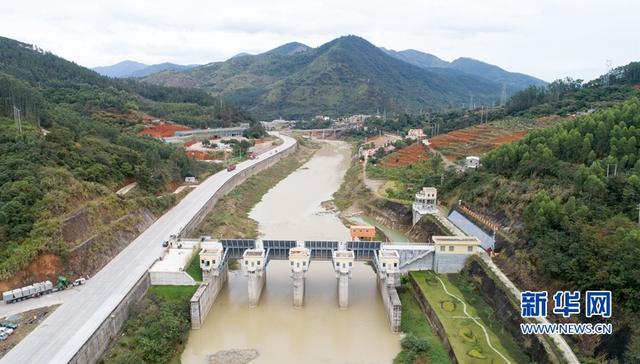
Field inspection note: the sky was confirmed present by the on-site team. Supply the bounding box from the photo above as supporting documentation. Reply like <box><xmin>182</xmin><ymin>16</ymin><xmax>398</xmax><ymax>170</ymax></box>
<box><xmin>0</xmin><ymin>0</ymin><xmax>638</xmax><ymax>81</ymax></box>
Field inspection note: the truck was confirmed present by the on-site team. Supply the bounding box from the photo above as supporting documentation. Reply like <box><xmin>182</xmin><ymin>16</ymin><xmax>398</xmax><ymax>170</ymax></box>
<box><xmin>227</xmin><ymin>163</ymin><xmax>237</xmax><ymax>172</ymax></box>
<box><xmin>2</xmin><ymin>280</ymin><xmax>53</xmax><ymax>304</ymax></box>
<box><xmin>55</xmin><ymin>276</ymin><xmax>71</xmax><ymax>291</ymax></box>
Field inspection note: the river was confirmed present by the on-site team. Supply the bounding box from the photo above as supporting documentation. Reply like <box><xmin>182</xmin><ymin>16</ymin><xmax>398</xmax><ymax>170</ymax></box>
<box><xmin>181</xmin><ymin>140</ymin><xmax>401</xmax><ymax>364</ymax></box>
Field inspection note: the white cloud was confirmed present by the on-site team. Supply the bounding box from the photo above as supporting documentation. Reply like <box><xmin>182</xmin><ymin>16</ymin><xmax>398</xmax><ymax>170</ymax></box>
<box><xmin>0</xmin><ymin>0</ymin><xmax>638</xmax><ymax>81</ymax></box>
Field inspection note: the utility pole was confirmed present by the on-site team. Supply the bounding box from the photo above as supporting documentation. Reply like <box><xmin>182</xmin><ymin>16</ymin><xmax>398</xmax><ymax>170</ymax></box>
<box><xmin>637</xmin><ymin>203</ymin><xmax>640</xmax><ymax>226</ymax></box>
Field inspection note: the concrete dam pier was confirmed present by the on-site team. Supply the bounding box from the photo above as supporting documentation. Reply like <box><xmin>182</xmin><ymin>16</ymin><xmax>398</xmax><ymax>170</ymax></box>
<box><xmin>289</xmin><ymin>245</ymin><xmax>311</xmax><ymax>307</ymax></box>
<box><xmin>185</xmin><ymin>236</ymin><xmax>481</xmax><ymax>333</ymax></box>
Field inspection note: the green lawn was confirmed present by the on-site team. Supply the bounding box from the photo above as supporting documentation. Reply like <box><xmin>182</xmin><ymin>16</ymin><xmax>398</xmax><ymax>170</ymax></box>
<box><xmin>149</xmin><ymin>285</ymin><xmax>198</xmax><ymax>301</ymax></box>
<box><xmin>396</xmin><ymin>286</ymin><xmax>451</xmax><ymax>364</ymax></box>
<box><xmin>411</xmin><ymin>271</ymin><xmax>529</xmax><ymax>364</ymax></box>
<box><xmin>185</xmin><ymin>252</ymin><xmax>202</xmax><ymax>282</ymax></box>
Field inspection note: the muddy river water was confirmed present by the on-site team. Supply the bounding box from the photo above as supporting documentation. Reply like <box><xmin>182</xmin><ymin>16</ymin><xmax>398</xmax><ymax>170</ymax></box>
<box><xmin>181</xmin><ymin>140</ymin><xmax>401</xmax><ymax>363</ymax></box>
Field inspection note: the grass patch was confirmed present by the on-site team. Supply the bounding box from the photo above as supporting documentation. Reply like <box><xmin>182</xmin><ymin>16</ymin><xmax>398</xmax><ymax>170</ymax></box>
<box><xmin>185</xmin><ymin>252</ymin><xmax>202</xmax><ymax>282</ymax></box>
<box><xmin>395</xmin><ymin>285</ymin><xmax>451</xmax><ymax>364</ymax></box>
<box><xmin>102</xmin><ymin>285</ymin><xmax>197</xmax><ymax>364</ymax></box>
<box><xmin>148</xmin><ymin>285</ymin><xmax>198</xmax><ymax>301</ymax></box>
<box><xmin>195</xmin><ymin>139</ymin><xmax>319</xmax><ymax>238</ymax></box>
<box><xmin>332</xmin><ymin>158</ymin><xmax>371</xmax><ymax>210</ymax></box>
<box><xmin>227</xmin><ymin>258</ymin><xmax>240</xmax><ymax>271</ymax></box>
<box><xmin>411</xmin><ymin>271</ymin><xmax>529</xmax><ymax>364</ymax></box>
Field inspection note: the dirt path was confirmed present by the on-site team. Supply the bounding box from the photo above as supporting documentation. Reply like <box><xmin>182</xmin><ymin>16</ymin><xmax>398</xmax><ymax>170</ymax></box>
<box><xmin>362</xmin><ymin>155</ymin><xmax>385</xmax><ymax>198</ymax></box>
<box><xmin>0</xmin><ymin>306</ymin><xmax>58</xmax><ymax>359</ymax></box>
<box><xmin>427</xmin><ymin>145</ymin><xmax>456</xmax><ymax>169</ymax></box>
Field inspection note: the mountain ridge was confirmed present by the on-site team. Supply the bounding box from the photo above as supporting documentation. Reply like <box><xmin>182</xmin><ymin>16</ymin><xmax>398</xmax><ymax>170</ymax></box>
<box><xmin>382</xmin><ymin>49</ymin><xmax>547</xmax><ymax>90</ymax></box>
<box><xmin>93</xmin><ymin>60</ymin><xmax>198</xmax><ymax>78</ymax></box>
<box><xmin>143</xmin><ymin>35</ymin><xmax>531</xmax><ymax>119</ymax></box>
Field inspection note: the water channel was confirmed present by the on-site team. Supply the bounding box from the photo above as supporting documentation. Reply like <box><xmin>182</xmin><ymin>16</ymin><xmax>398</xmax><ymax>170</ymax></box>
<box><xmin>181</xmin><ymin>140</ymin><xmax>401</xmax><ymax>364</ymax></box>
<box><xmin>447</xmin><ymin>210</ymin><xmax>495</xmax><ymax>249</ymax></box>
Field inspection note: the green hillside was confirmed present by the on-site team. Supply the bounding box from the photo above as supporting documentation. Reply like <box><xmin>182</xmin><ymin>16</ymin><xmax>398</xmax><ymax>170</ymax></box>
<box><xmin>362</xmin><ymin>64</ymin><xmax>640</xmax><ymax>361</ymax></box>
<box><xmin>144</xmin><ymin>35</ymin><xmax>506</xmax><ymax>119</ymax></box>
<box><xmin>0</xmin><ymin>36</ymin><xmax>259</xmax><ymax>281</ymax></box>
<box><xmin>441</xmin><ymin>98</ymin><xmax>640</xmax><ymax>362</ymax></box>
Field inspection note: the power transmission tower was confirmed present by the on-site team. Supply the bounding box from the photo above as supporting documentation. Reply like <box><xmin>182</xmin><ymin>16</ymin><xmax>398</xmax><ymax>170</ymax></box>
<box><xmin>604</xmin><ymin>60</ymin><xmax>613</xmax><ymax>87</ymax></box>
<box><xmin>500</xmin><ymin>84</ymin><xmax>507</xmax><ymax>106</ymax></box>
<box><xmin>13</xmin><ymin>106</ymin><xmax>22</xmax><ymax>135</ymax></box>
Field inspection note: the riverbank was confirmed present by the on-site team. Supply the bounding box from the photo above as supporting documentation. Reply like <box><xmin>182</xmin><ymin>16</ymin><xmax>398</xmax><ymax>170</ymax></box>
<box><xmin>194</xmin><ymin>137</ymin><xmax>319</xmax><ymax>238</ymax></box>
<box><xmin>101</xmin><ymin>285</ymin><xmax>198</xmax><ymax>363</ymax></box>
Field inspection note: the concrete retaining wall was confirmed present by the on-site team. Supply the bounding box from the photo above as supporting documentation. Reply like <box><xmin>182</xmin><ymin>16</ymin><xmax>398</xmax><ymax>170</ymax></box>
<box><xmin>150</xmin><ymin>271</ymin><xmax>196</xmax><ymax>286</ymax></box>
<box><xmin>409</xmin><ymin>275</ymin><xmax>459</xmax><ymax>364</ymax></box>
<box><xmin>465</xmin><ymin>258</ymin><xmax>558</xmax><ymax>363</ymax></box>
<box><xmin>378</xmin><ymin>276</ymin><xmax>402</xmax><ymax>333</ymax></box>
<box><xmin>433</xmin><ymin>253</ymin><xmax>470</xmax><ymax>274</ymax></box>
<box><xmin>69</xmin><ymin>272</ymin><xmax>151</xmax><ymax>364</ymax></box>
<box><xmin>190</xmin><ymin>268</ymin><xmax>228</xmax><ymax>329</ymax></box>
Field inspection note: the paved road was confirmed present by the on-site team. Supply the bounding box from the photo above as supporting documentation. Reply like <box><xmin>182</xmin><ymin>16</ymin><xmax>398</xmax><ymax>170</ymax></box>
<box><xmin>0</xmin><ymin>288</ymin><xmax>79</xmax><ymax>319</ymax></box>
<box><xmin>1</xmin><ymin>132</ymin><xmax>297</xmax><ymax>364</ymax></box>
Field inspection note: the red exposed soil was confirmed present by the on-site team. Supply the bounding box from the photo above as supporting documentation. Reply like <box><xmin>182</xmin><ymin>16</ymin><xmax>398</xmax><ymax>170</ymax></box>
<box><xmin>487</xmin><ymin>131</ymin><xmax>527</xmax><ymax>145</ymax></box>
<box><xmin>183</xmin><ymin>140</ymin><xmax>198</xmax><ymax>147</ymax></box>
<box><xmin>381</xmin><ymin>142</ymin><xmax>430</xmax><ymax>167</ymax></box>
<box><xmin>429</xmin><ymin>125</ymin><xmax>498</xmax><ymax>148</ymax></box>
<box><xmin>186</xmin><ymin>150</ymin><xmax>213</xmax><ymax>160</ymax></box>
<box><xmin>0</xmin><ymin>255</ymin><xmax>64</xmax><ymax>292</ymax></box>
<box><xmin>138</xmin><ymin>123</ymin><xmax>191</xmax><ymax>138</ymax></box>
<box><xmin>166</xmin><ymin>181</ymin><xmax>180</xmax><ymax>193</ymax></box>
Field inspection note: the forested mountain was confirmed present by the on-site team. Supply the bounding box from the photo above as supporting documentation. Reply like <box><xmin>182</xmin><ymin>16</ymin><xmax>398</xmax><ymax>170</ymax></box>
<box><xmin>505</xmin><ymin>62</ymin><xmax>640</xmax><ymax>116</ymax></box>
<box><xmin>382</xmin><ymin>48</ymin><xmax>547</xmax><ymax>91</ymax></box>
<box><xmin>93</xmin><ymin>60</ymin><xmax>198</xmax><ymax>78</ymax></box>
<box><xmin>0</xmin><ymin>35</ymin><xmax>259</xmax><ymax>281</ymax></box>
<box><xmin>441</xmin><ymin>97</ymin><xmax>640</xmax><ymax>362</ymax></box>
<box><xmin>143</xmin><ymin>35</ymin><xmax>514</xmax><ymax>119</ymax></box>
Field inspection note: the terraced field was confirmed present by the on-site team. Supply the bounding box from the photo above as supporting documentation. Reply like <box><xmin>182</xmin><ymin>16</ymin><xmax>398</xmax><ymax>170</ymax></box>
<box><xmin>381</xmin><ymin>142</ymin><xmax>430</xmax><ymax>167</ymax></box>
<box><xmin>428</xmin><ymin>116</ymin><xmax>565</xmax><ymax>161</ymax></box>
